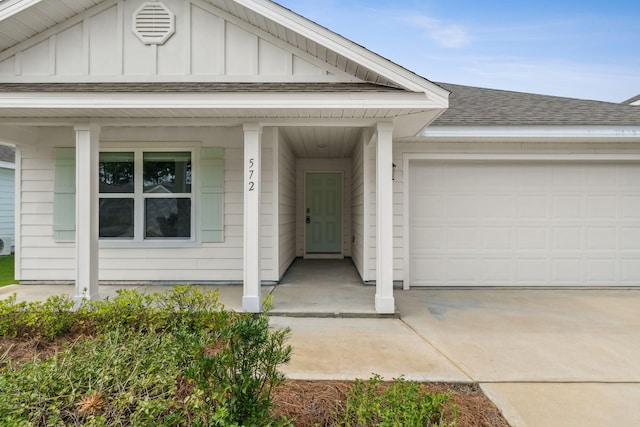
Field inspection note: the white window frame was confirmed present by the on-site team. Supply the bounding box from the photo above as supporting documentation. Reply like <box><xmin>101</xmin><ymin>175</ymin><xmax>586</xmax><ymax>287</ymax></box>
<box><xmin>99</xmin><ymin>142</ymin><xmax>199</xmax><ymax>249</ymax></box>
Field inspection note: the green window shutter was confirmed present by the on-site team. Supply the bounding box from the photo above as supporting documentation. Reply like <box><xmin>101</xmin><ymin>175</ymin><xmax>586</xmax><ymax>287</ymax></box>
<box><xmin>53</xmin><ymin>147</ymin><xmax>76</xmax><ymax>241</ymax></box>
<box><xmin>200</xmin><ymin>147</ymin><xmax>224</xmax><ymax>243</ymax></box>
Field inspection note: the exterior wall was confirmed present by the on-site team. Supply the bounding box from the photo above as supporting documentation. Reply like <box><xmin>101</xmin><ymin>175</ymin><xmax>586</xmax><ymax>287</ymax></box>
<box><xmin>350</xmin><ymin>137</ymin><xmax>365</xmax><ymax>279</ymax></box>
<box><xmin>0</xmin><ymin>0</ymin><xmax>352</xmax><ymax>82</ymax></box>
<box><xmin>295</xmin><ymin>158</ymin><xmax>352</xmax><ymax>257</ymax></box>
<box><xmin>393</xmin><ymin>140</ymin><xmax>640</xmax><ymax>287</ymax></box>
<box><xmin>277</xmin><ymin>130</ymin><xmax>296</xmax><ymax>278</ymax></box>
<box><xmin>18</xmin><ymin>125</ymin><xmax>278</xmax><ymax>283</ymax></box>
<box><xmin>0</xmin><ymin>165</ymin><xmax>14</xmax><ymax>248</ymax></box>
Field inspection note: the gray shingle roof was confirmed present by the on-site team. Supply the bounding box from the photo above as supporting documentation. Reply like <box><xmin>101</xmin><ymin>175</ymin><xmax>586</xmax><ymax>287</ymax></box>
<box><xmin>0</xmin><ymin>145</ymin><xmax>14</xmax><ymax>163</ymax></box>
<box><xmin>622</xmin><ymin>94</ymin><xmax>640</xmax><ymax>105</ymax></box>
<box><xmin>0</xmin><ymin>82</ymin><xmax>405</xmax><ymax>93</ymax></box>
<box><xmin>432</xmin><ymin>82</ymin><xmax>640</xmax><ymax>127</ymax></box>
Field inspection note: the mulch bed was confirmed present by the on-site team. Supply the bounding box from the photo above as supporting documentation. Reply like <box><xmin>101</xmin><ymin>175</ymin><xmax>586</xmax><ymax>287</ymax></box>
<box><xmin>0</xmin><ymin>336</ymin><xmax>510</xmax><ymax>426</ymax></box>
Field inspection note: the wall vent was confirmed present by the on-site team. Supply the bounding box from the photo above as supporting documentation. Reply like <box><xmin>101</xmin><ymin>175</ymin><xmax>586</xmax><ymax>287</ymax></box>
<box><xmin>133</xmin><ymin>2</ymin><xmax>175</xmax><ymax>45</ymax></box>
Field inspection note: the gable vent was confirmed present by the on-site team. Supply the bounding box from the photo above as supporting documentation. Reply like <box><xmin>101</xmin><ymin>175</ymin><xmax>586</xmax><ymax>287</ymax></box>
<box><xmin>133</xmin><ymin>2</ymin><xmax>175</xmax><ymax>45</ymax></box>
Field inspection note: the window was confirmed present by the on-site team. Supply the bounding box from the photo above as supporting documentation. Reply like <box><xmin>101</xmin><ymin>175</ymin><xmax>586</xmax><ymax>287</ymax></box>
<box><xmin>99</xmin><ymin>150</ymin><xmax>193</xmax><ymax>240</ymax></box>
<box><xmin>53</xmin><ymin>146</ymin><xmax>223</xmax><ymax>245</ymax></box>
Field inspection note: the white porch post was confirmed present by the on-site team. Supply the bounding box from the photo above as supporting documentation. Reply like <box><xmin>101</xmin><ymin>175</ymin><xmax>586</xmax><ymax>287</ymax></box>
<box><xmin>243</xmin><ymin>123</ymin><xmax>262</xmax><ymax>313</ymax></box>
<box><xmin>74</xmin><ymin>124</ymin><xmax>100</xmax><ymax>304</ymax></box>
<box><xmin>375</xmin><ymin>123</ymin><xmax>395</xmax><ymax>314</ymax></box>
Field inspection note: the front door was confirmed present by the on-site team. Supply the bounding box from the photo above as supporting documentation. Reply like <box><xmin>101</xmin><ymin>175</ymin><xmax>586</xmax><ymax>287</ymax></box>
<box><xmin>305</xmin><ymin>172</ymin><xmax>342</xmax><ymax>254</ymax></box>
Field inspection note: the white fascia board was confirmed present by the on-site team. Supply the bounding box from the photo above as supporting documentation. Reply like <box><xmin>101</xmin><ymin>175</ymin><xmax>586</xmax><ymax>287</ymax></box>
<box><xmin>0</xmin><ymin>91</ymin><xmax>442</xmax><ymax>110</ymax></box>
<box><xmin>420</xmin><ymin>125</ymin><xmax>640</xmax><ymax>139</ymax></box>
<box><xmin>234</xmin><ymin>0</ymin><xmax>449</xmax><ymax>104</ymax></box>
<box><xmin>0</xmin><ymin>0</ymin><xmax>42</xmax><ymax>21</ymax></box>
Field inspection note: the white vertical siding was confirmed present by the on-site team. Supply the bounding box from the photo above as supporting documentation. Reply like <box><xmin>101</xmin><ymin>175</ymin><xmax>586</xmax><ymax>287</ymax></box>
<box><xmin>295</xmin><ymin>158</ymin><xmax>352</xmax><ymax>257</ymax></box>
<box><xmin>0</xmin><ymin>0</ymin><xmax>345</xmax><ymax>82</ymax></box>
<box><xmin>18</xmin><ymin>126</ymin><xmax>279</xmax><ymax>283</ymax></box>
<box><xmin>277</xmin><ymin>131</ymin><xmax>296</xmax><ymax>278</ymax></box>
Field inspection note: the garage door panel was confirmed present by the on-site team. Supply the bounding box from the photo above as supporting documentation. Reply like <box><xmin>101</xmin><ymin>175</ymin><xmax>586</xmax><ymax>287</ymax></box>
<box><xmin>517</xmin><ymin>195</ymin><xmax>548</xmax><ymax>218</ymax></box>
<box><xmin>587</xmin><ymin>228</ymin><xmax>617</xmax><ymax>250</ymax></box>
<box><xmin>587</xmin><ymin>196</ymin><xmax>617</xmax><ymax>217</ymax></box>
<box><xmin>552</xmin><ymin>196</ymin><xmax>582</xmax><ymax>218</ymax></box>
<box><xmin>622</xmin><ymin>228</ymin><xmax>640</xmax><ymax>249</ymax></box>
<box><xmin>517</xmin><ymin>259</ymin><xmax>548</xmax><ymax>282</ymax></box>
<box><xmin>409</xmin><ymin>161</ymin><xmax>640</xmax><ymax>287</ymax></box>
<box><xmin>587</xmin><ymin>259</ymin><xmax>617</xmax><ymax>282</ymax></box>
<box><xmin>482</xmin><ymin>227</ymin><xmax>512</xmax><ymax>250</ymax></box>
<box><xmin>622</xmin><ymin>259</ymin><xmax>640</xmax><ymax>282</ymax></box>
<box><xmin>622</xmin><ymin>196</ymin><xmax>640</xmax><ymax>217</ymax></box>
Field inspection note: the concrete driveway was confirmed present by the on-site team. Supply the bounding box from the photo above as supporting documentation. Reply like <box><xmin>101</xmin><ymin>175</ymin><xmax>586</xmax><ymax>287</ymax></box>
<box><xmin>3</xmin><ymin>282</ymin><xmax>640</xmax><ymax>425</ymax></box>
<box><xmin>395</xmin><ymin>289</ymin><xmax>640</xmax><ymax>427</ymax></box>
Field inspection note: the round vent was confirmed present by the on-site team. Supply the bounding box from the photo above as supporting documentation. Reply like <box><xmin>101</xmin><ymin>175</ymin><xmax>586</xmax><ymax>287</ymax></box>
<box><xmin>133</xmin><ymin>2</ymin><xmax>175</xmax><ymax>45</ymax></box>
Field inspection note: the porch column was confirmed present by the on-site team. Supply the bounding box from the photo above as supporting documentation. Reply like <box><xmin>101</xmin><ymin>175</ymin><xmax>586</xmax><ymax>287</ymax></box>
<box><xmin>74</xmin><ymin>124</ymin><xmax>100</xmax><ymax>304</ymax></box>
<box><xmin>243</xmin><ymin>123</ymin><xmax>262</xmax><ymax>313</ymax></box>
<box><xmin>375</xmin><ymin>123</ymin><xmax>395</xmax><ymax>314</ymax></box>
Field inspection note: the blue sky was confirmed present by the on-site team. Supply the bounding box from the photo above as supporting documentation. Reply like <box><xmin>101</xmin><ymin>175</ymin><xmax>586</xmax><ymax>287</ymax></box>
<box><xmin>276</xmin><ymin>0</ymin><xmax>640</xmax><ymax>103</ymax></box>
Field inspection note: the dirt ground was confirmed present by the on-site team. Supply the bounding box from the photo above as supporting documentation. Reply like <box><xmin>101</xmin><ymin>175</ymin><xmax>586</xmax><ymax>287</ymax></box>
<box><xmin>0</xmin><ymin>336</ymin><xmax>510</xmax><ymax>426</ymax></box>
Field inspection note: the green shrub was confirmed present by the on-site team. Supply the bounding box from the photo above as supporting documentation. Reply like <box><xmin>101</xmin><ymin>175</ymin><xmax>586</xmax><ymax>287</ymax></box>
<box><xmin>337</xmin><ymin>374</ymin><xmax>458</xmax><ymax>427</ymax></box>
<box><xmin>184</xmin><ymin>298</ymin><xmax>292</xmax><ymax>426</ymax></box>
<box><xmin>0</xmin><ymin>288</ymin><xmax>293</xmax><ymax>426</ymax></box>
<box><xmin>0</xmin><ymin>293</ymin><xmax>76</xmax><ymax>340</ymax></box>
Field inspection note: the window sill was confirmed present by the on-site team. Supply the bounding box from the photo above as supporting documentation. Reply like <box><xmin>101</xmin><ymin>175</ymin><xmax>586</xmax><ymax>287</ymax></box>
<box><xmin>99</xmin><ymin>240</ymin><xmax>200</xmax><ymax>249</ymax></box>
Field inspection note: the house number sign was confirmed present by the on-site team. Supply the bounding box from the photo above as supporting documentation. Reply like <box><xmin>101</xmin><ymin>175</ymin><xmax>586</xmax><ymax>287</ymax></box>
<box><xmin>248</xmin><ymin>158</ymin><xmax>255</xmax><ymax>191</ymax></box>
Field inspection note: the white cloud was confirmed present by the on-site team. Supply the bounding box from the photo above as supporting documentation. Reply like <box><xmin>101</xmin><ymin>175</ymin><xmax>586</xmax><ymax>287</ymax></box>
<box><xmin>402</xmin><ymin>14</ymin><xmax>471</xmax><ymax>49</ymax></box>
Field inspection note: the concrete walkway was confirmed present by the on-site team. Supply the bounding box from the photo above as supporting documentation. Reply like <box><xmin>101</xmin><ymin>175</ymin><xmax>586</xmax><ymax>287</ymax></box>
<box><xmin>2</xmin><ymin>277</ymin><xmax>640</xmax><ymax>426</ymax></box>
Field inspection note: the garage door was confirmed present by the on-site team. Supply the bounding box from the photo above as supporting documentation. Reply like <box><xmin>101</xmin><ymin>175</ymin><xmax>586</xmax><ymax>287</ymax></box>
<box><xmin>409</xmin><ymin>161</ymin><xmax>640</xmax><ymax>286</ymax></box>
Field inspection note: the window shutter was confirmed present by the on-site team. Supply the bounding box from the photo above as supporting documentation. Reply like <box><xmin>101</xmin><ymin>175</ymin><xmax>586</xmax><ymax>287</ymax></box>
<box><xmin>200</xmin><ymin>148</ymin><xmax>224</xmax><ymax>243</ymax></box>
<box><xmin>53</xmin><ymin>148</ymin><xmax>76</xmax><ymax>241</ymax></box>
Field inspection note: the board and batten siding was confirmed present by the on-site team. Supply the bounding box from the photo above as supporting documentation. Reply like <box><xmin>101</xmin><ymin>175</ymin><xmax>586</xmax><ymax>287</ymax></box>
<box><xmin>0</xmin><ymin>0</ymin><xmax>353</xmax><ymax>82</ymax></box>
<box><xmin>0</xmin><ymin>166</ymin><xmax>15</xmax><ymax>243</ymax></box>
<box><xmin>18</xmin><ymin>126</ymin><xmax>279</xmax><ymax>283</ymax></box>
<box><xmin>277</xmin><ymin>130</ymin><xmax>296</xmax><ymax>278</ymax></box>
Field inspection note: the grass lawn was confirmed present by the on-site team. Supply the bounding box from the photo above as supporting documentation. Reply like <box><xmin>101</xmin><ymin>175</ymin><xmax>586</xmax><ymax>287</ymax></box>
<box><xmin>0</xmin><ymin>253</ymin><xmax>16</xmax><ymax>286</ymax></box>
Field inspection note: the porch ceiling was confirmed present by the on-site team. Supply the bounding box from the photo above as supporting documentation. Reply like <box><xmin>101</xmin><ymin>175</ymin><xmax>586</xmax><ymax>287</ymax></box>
<box><xmin>281</xmin><ymin>126</ymin><xmax>362</xmax><ymax>158</ymax></box>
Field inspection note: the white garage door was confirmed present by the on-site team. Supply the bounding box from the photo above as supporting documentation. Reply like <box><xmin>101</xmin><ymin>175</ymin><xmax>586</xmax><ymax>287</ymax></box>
<box><xmin>409</xmin><ymin>161</ymin><xmax>640</xmax><ymax>287</ymax></box>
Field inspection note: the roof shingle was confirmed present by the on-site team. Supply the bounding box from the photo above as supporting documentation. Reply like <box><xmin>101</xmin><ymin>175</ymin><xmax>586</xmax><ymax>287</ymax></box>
<box><xmin>432</xmin><ymin>83</ymin><xmax>640</xmax><ymax>127</ymax></box>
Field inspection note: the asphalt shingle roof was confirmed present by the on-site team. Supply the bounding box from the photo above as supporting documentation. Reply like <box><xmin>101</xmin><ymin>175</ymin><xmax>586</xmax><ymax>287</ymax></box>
<box><xmin>432</xmin><ymin>82</ymin><xmax>640</xmax><ymax>127</ymax></box>
<box><xmin>0</xmin><ymin>145</ymin><xmax>14</xmax><ymax>163</ymax></box>
<box><xmin>0</xmin><ymin>82</ymin><xmax>405</xmax><ymax>93</ymax></box>
<box><xmin>622</xmin><ymin>94</ymin><xmax>640</xmax><ymax>105</ymax></box>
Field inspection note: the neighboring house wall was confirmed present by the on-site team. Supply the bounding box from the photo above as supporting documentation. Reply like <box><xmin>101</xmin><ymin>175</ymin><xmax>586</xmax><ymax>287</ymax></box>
<box><xmin>17</xmin><ymin>126</ymin><xmax>281</xmax><ymax>282</ymax></box>
<box><xmin>0</xmin><ymin>164</ymin><xmax>14</xmax><ymax>248</ymax></box>
<box><xmin>277</xmin><ymin>130</ymin><xmax>296</xmax><ymax>279</ymax></box>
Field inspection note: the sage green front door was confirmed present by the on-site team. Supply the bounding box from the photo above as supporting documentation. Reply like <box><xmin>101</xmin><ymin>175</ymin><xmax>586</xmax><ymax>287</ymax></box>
<box><xmin>305</xmin><ymin>172</ymin><xmax>342</xmax><ymax>253</ymax></box>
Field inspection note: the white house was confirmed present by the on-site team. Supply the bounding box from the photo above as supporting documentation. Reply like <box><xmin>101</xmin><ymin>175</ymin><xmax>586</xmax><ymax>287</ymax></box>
<box><xmin>0</xmin><ymin>144</ymin><xmax>15</xmax><ymax>255</ymax></box>
<box><xmin>0</xmin><ymin>0</ymin><xmax>638</xmax><ymax>313</ymax></box>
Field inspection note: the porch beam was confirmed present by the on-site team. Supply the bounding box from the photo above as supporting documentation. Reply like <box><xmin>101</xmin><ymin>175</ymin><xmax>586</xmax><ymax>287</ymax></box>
<box><xmin>243</xmin><ymin>123</ymin><xmax>262</xmax><ymax>313</ymax></box>
<box><xmin>74</xmin><ymin>124</ymin><xmax>100</xmax><ymax>304</ymax></box>
<box><xmin>375</xmin><ymin>122</ymin><xmax>395</xmax><ymax>314</ymax></box>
